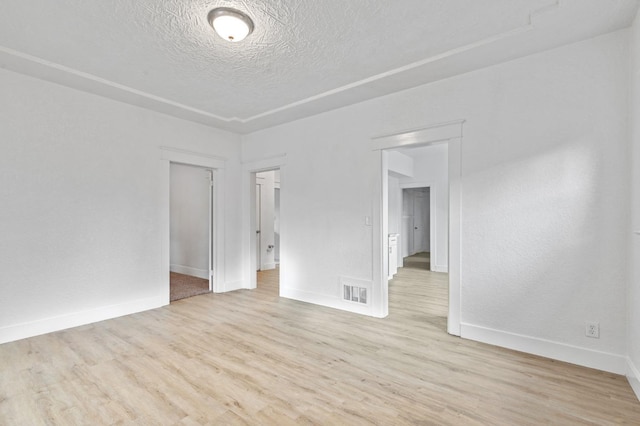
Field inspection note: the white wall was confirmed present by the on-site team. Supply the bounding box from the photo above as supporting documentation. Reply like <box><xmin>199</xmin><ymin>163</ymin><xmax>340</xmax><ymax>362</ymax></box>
<box><xmin>387</xmin><ymin>174</ymin><xmax>402</xmax><ymax>270</ymax></box>
<box><xmin>242</xmin><ymin>30</ymin><xmax>630</xmax><ymax>373</ymax></box>
<box><xmin>388</xmin><ymin>151</ymin><xmax>414</xmax><ymax>177</ymax></box>
<box><xmin>388</xmin><ymin>175</ymin><xmax>402</xmax><ymax>237</ymax></box>
<box><xmin>274</xmin><ymin>187</ymin><xmax>280</xmax><ymax>263</ymax></box>
<box><xmin>399</xmin><ymin>144</ymin><xmax>449</xmax><ymax>272</ymax></box>
<box><xmin>628</xmin><ymin>9</ymin><xmax>640</xmax><ymax>399</ymax></box>
<box><xmin>0</xmin><ymin>67</ymin><xmax>242</xmax><ymax>343</ymax></box>
<box><xmin>388</xmin><ymin>151</ymin><xmax>412</xmax><ymax>270</ymax></box>
<box><xmin>170</xmin><ymin>163</ymin><xmax>210</xmax><ymax>279</ymax></box>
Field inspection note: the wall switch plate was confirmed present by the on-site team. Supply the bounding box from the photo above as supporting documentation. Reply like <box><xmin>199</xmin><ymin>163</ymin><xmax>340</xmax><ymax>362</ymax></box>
<box><xmin>585</xmin><ymin>321</ymin><xmax>599</xmax><ymax>338</ymax></box>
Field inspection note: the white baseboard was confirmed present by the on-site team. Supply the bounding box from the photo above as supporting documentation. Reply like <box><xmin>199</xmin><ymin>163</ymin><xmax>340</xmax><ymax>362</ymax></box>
<box><xmin>170</xmin><ymin>264</ymin><xmax>209</xmax><ymax>279</ymax></box>
<box><xmin>281</xmin><ymin>286</ymin><xmax>374</xmax><ymax>317</ymax></box>
<box><xmin>627</xmin><ymin>357</ymin><xmax>640</xmax><ymax>401</ymax></box>
<box><xmin>432</xmin><ymin>264</ymin><xmax>448</xmax><ymax>273</ymax></box>
<box><xmin>261</xmin><ymin>263</ymin><xmax>277</xmax><ymax>271</ymax></box>
<box><xmin>0</xmin><ymin>295</ymin><xmax>166</xmax><ymax>345</ymax></box>
<box><xmin>460</xmin><ymin>323</ymin><xmax>627</xmax><ymax>374</ymax></box>
<box><xmin>220</xmin><ymin>280</ymin><xmax>243</xmax><ymax>292</ymax></box>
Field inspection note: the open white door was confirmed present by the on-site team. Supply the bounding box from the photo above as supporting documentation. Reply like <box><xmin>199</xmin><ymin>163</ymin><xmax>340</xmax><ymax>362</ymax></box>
<box><xmin>256</xmin><ymin>183</ymin><xmax>261</xmax><ymax>271</ymax></box>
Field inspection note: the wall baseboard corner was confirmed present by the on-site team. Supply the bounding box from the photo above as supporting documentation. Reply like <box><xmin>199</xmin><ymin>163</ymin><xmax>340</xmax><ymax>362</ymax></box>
<box><xmin>460</xmin><ymin>323</ymin><xmax>627</xmax><ymax>375</ymax></box>
<box><xmin>281</xmin><ymin>286</ymin><xmax>374</xmax><ymax>317</ymax></box>
<box><xmin>170</xmin><ymin>264</ymin><xmax>209</xmax><ymax>280</ymax></box>
<box><xmin>627</xmin><ymin>357</ymin><xmax>640</xmax><ymax>402</ymax></box>
<box><xmin>220</xmin><ymin>280</ymin><xmax>243</xmax><ymax>292</ymax></box>
<box><xmin>0</xmin><ymin>295</ymin><xmax>166</xmax><ymax>345</ymax></box>
<box><xmin>261</xmin><ymin>263</ymin><xmax>277</xmax><ymax>271</ymax></box>
<box><xmin>433</xmin><ymin>264</ymin><xmax>448</xmax><ymax>273</ymax></box>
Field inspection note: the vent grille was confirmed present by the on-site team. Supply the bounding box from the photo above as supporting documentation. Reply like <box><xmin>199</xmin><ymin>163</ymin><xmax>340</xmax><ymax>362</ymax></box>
<box><xmin>343</xmin><ymin>285</ymin><xmax>367</xmax><ymax>304</ymax></box>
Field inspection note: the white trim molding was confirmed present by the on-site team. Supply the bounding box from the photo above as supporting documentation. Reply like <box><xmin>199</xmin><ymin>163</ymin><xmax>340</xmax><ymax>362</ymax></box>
<box><xmin>371</xmin><ymin>120</ymin><xmax>465</xmax><ymax>332</ymax></box>
<box><xmin>281</xmin><ymin>286</ymin><xmax>374</xmax><ymax>317</ymax></box>
<box><xmin>627</xmin><ymin>357</ymin><xmax>640</xmax><ymax>401</ymax></box>
<box><xmin>161</xmin><ymin>146</ymin><xmax>226</xmax><ymax>169</ymax></box>
<box><xmin>170</xmin><ymin>264</ymin><xmax>209</xmax><ymax>280</ymax></box>
<box><xmin>222</xmin><ymin>280</ymin><xmax>244</xmax><ymax>293</ymax></box>
<box><xmin>261</xmin><ymin>263</ymin><xmax>277</xmax><ymax>271</ymax></box>
<box><xmin>0</xmin><ymin>1</ymin><xmax>561</xmax><ymax>133</ymax></box>
<box><xmin>241</xmin><ymin>155</ymin><xmax>287</xmax><ymax>290</ymax></box>
<box><xmin>0</xmin><ymin>295</ymin><xmax>165</xmax><ymax>345</ymax></box>
<box><xmin>372</xmin><ymin>120</ymin><xmax>465</xmax><ymax>151</ymax></box>
<box><xmin>461</xmin><ymin>323</ymin><xmax>627</xmax><ymax>375</ymax></box>
<box><xmin>160</xmin><ymin>147</ymin><xmax>227</xmax><ymax>296</ymax></box>
<box><xmin>242</xmin><ymin>153</ymin><xmax>287</xmax><ymax>172</ymax></box>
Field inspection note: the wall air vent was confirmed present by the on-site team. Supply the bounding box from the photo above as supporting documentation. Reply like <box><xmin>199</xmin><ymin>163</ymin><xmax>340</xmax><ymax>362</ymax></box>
<box><xmin>339</xmin><ymin>276</ymin><xmax>372</xmax><ymax>307</ymax></box>
<box><xmin>343</xmin><ymin>284</ymin><xmax>367</xmax><ymax>304</ymax></box>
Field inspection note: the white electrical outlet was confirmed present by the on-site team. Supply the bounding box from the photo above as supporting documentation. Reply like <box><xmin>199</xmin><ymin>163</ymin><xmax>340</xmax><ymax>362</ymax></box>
<box><xmin>585</xmin><ymin>321</ymin><xmax>600</xmax><ymax>338</ymax></box>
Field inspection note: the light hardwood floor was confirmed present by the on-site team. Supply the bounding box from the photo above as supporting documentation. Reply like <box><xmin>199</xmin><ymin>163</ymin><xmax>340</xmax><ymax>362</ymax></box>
<box><xmin>1</xmin><ymin>262</ymin><xmax>639</xmax><ymax>424</ymax></box>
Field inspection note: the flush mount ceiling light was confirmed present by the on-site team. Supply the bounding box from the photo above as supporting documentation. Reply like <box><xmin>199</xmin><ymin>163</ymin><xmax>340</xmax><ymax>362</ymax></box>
<box><xmin>208</xmin><ymin>7</ymin><xmax>254</xmax><ymax>42</ymax></box>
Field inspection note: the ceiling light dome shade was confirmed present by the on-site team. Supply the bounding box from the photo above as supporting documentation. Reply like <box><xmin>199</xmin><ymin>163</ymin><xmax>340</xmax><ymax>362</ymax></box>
<box><xmin>208</xmin><ymin>7</ymin><xmax>254</xmax><ymax>42</ymax></box>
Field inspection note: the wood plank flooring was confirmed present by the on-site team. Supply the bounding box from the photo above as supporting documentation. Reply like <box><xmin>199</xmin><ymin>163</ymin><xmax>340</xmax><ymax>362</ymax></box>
<box><xmin>1</xmin><ymin>261</ymin><xmax>639</xmax><ymax>424</ymax></box>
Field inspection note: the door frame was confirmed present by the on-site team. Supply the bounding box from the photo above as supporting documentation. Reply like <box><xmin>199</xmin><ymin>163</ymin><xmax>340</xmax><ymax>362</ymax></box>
<box><xmin>242</xmin><ymin>155</ymin><xmax>286</xmax><ymax>290</ymax></box>
<box><xmin>255</xmin><ymin>182</ymin><xmax>262</xmax><ymax>271</ymax></box>
<box><xmin>371</xmin><ymin>120</ymin><xmax>464</xmax><ymax>335</ymax></box>
<box><xmin>160</xmin><ymin>147</ymin><xmax>226</xmax><ymax>304</ymax></box>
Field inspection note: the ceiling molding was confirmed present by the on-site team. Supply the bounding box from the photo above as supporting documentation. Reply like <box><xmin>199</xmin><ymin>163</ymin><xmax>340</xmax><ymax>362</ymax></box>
<box><xmin>7</xmin><ymin>0</ymin><xmax>635</xmax><ymax>136</ymax></box>
<box><xmin>245</xmin><ymin>2</ymin><xmax>561</xmax><ymax>123</ymax></box>
<box><xmin>1</xmin><ymin>16</ymin><xmax>535</xmax><ymax>131</ymax></box>
<box><xmin>0</xmin><ymin>2</ymin><xmax>562</xmax><ymax>134</ymax></box>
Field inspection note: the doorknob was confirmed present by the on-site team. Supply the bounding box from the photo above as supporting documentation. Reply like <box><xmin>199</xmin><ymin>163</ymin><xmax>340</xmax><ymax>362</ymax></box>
<box><xmin>256</xmin><ymin>230</ymin><xmax>260</xmax><ymax>234</ymax></box>
<box><xmin>414</xmin><ymin>227</ymin><xmax>418</xmax><ymax>230</ymax></box>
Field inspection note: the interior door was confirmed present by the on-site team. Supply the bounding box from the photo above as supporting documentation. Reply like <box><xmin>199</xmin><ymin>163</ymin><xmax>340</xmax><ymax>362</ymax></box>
<box><xmin>256</xmin><ymin>183</ymin><xmax>261</xmax><ymax>271</ymax></box>
<box><xmin>208</xmin><ymin>170</ymin><xmax>214</xmax><ymax>291</ymax></box>
<box><xmin>413</xmin><ymin>191</ymin><xmax>427</xmax><ymax>253</ymax></box>
<box><xmin>274</xmin><ymin>187</ymin><xmax>280</xmax><ymax>264</ymax></box>
<box><xmin>402</xmin><ymin>189</ymin><xmax>414</xmax><ymax>257</ymax></box>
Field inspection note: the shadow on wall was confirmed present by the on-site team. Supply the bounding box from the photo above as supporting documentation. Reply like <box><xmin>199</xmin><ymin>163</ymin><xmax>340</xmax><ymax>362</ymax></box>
<box><xmin>462</xmin><ymin>141</ymin><xmax>609</xmax><ymax>337</ymax></box>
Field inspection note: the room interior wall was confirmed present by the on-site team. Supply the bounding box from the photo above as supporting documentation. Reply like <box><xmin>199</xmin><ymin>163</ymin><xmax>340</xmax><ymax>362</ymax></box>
<box><xmin>169</xmin><ymin>163</ymin><xmax>210</xmax><ymax>279</ymax></box>
<box><xmin>0</xmin><ymin>67</ymin><xmax>242</xmax><ymax>344</ymax></box>
<box><xmin>398</xmin><ymin>144</ymin><xmax>449</xmax><ymax>272</ymax></box>
<box><xmin>387</xmin><ymin>176</ymin><xmax>401</xmax><ymax>237</ymax></box>
<box><xmin>387</xmin><ymin>151</ymin><xmax>414</xmax><ymax>177</ymax></box>
<box><xmin>628</xmin><ymin>8</ymin><xmax>640</xmax><ymax>399</ymax></box>
<box><xmin>387</xmin><ymin>174</ymin><xmax>402</xmax><ymax>271</ymax></box>
<box><xmin>274</xmin><ymin>187</ymin><xmax>280</xmax><ymax>263</ymax></box>
<box><xmin>423</xmin><ymin>189</ymin><xmax>430</xmax><ymax>253</ymax></box>
<box><xmin>241</xmin><ymin>29</ymin><xmax>631</xmax><ymax>373</ymax></box>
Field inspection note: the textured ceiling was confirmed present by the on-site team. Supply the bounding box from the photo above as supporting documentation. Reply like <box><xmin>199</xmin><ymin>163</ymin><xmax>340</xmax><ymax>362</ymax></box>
<box><xmin>0</xmin><ymin>0</ymin><xmax>638</xmax><ymax>133</ymax></box>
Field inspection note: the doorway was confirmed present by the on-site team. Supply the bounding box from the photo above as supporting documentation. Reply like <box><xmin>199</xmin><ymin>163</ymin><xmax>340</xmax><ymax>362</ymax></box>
<box><xmin>254</xmin><ymin>169</ymin><xmax>281</xmax><ymax>293</ymax></box>
<box><xmin>161</xmin><ymin>148</ymin><xmax>225</xmax><ymax>305</ymax></box>
<box><xmin>386</xmin><ymin>148</ymin><xmax>448</xmax><ymax>326</ymax></box>
<box><xmin>256</xmin><ymin>182</ymin><xmax>261</xmax><ymax>271</ymax></box>
<box><xmin>242</xmin><ymin>155</ymin><xmax>286</xmax><ymax>292</ymax></box>
<box><xmin>371</xmin><ymin>120</ymin><xmax>463</xmax><ymax>334</ymax></box>
<box><xmin>169</xmin><ymin>163</ymin><xmax>213</xmax><ymax>301</ymax></box>
<box><xmin>403</xmin><ymin>187</ymin><xmax>431</xmax><ymax>258</ymax></box>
